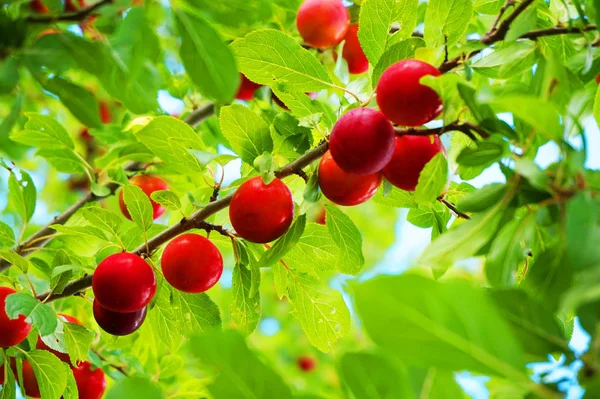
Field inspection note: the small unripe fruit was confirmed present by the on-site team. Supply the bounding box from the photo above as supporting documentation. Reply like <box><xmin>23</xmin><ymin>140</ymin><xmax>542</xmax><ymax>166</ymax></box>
<box><xmin>329</xmin><ymin>108</ymin><xmax>395</xmax><ymax>175</ymax></box>
<box><xmin>0</xmin><ymin>287</ymin><xmax>32</xmax><ymax>348</ymax></box>
<box><xmin>376</xmin><ymin>60</ymin><xmax>443</xmax><ymax>127</ymax></box>
<box><xmin>318</xmin><ymin>151</ymin><xmax>381</xmax><ymax>206</ymax></box>
<box><xmin>118</xmin><ymin>175</ymin><xmax>168</xmax><ymax>221</ymax></box>
<box><xmin>161</xmin><ymin>234</ymin><xmax>224</xmax><ymax>293</ymax></box>
<box><xmin>229</xmin><ymin>177</ymin><xmax>294</xmax><ymax>243</ymax></box>
<box><xmin>315</xmin><ymin>207</ymin><xmax>326</xmax><ymax>225</ymax></box>
<box><xmin>36</xmin><ymin>314</ymin><xmax>82</xmax><ymax>364</ymax></box>
<box><xmin>30</xmin><ymin>0</ymin><xmax>50</xmax><ymax>14</ymax></box>
<box><xmin>65</xmin><ymin>0</ymin><xmax>85</xmax><ymax>12</ymax></box>
<box><xmin>383</xmin><ymin>135</ymin><xmax>443</xmax><ymax>191</ymax></box>
<box><xmin>236</xmin><ymin>74</ymin><xmax>263</xmax><ymax>101</ymax></box>
<box><xmin>99</xmin><ymin>101</ymin><xmax>111</xmax><ymax>124</ymax></box>
<box><xmin>297</xmin><ymin>356</ymin><xmax>316</xmax><ymax>372</ymax></box>
<box><xmin>341</xmin><ymin>24</ymin><xmax>369</xmax><ymax>74</ymax></box>
<box><xmin>296</xmin><ymin>0</ymin><xmax>349</xmax><ymax>49</ymax></box>
<box><xmin>595</xmin><ymin>73</ymin><xmax>600</xmax><ymax>85</ymax></box>
<box><xmin>72</xmin><ymin>361</ymin><xmax>107</xmax><ymax>399</ymax></box>
<box><xmin>92</xmin><ymin>252</ymin><xmax>156</xmax><ymax>313</ymax></box>
<box><xmin>93</xmin><ymin>300</ymin><xmax>147</xmax><ymax>336</ymax></box>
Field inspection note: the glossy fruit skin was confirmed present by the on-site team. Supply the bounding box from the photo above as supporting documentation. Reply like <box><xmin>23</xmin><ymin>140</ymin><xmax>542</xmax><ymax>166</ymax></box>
<box><xmin>93</xmin><ymin>300</ymin><xmax>147</xmax><ymax>336</ymax></box>
<box><xmin>118</xmin><ymin>175</ymin><xmax>168</xmax><ymax>220</ymax></box>
<box><xmin>92</xmin><ymin>252</ymin><xmax>156</xmax><ymax>313</ymax></box>
<box><xmin>341</xmin><ymin>24</ymin><xmax>369</xmax><ymax>74</ymax></box>
<box><xmin>236</xmin><ymin>74</ymin><xmax>263</xmax><ymax>101</ymax></box>
<box><xmin>376</xmin><ymin>60</ymin><xmax>443</xmax><ymax>127</ymax></box>
<box><xmin>13</xmin><ymin>359</ymin><xmax>40</xmax><ymax>398</ymax></box>
<box><xmin>272</xmin><ymin>92</ymin><xmax>318</xmax><ymax>110</ymax></box>
<box><xmin>297</xmin><ymin>356</ymin><xmax>316</xmax><ymax>372</ymax></box>
<box><xmin>329</xmin><ymin>108</ymin><xmax>395</xmax><ymax>176</ymax></box>
<box><xmin>229</xmin><ymin>177</ymin><xmax>294</xmax><ymax>243</ymax></box>
<box><xmin>296</xmin><ymin>0</ymin><xmax>349</xmax><ymax>49</ymax></box>
<box><xmin>383</xmin><ymin>135</ymin><xmax>443</xmax><ymax>191</ymax></box>
<box><xmin>0</xmin><ymin>287</ymin><xmax>32</xmax><ymax>348</ymax></box>
<box><xmin>36</xmin><ymin>314</ymin><xmax>82</xmax><ymax>364</ymax></box>
<box><xmin>161</xmin><ymin>234</ymin><xmax>224</xmax><ymax>293</ymax></box>
<box><xmin>72</xmin><ymin>361</ymin><xmax>106</xmax><ymax>399</ymax></box>
<box><xmin>0</xmin><ymin>364</ymin><xmax>4</xmax><ymax>385</ymax></box>
<box><xmin>318</xmin><ymin>151</ymin><xmax>381</xmax><ymax>206</ymax></box>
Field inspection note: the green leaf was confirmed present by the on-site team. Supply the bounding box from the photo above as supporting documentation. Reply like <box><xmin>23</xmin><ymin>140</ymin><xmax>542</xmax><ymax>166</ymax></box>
<box><xmin>148</xmin><ymin>285</ymin><xmax>183</xmax><ymax>351</ymax></box>
<box><xmin>354</xmin><ymin>274</ymin><xmax>526</xmax><ymax>375</ymax></box>
<box><xmin>457</xmin><ymin>183</ymin><xmax>507</xmax><ymax>213</ymax></box>
<box><xmin>219</xmin><ymin>104</ymin><xmax>274</xmax><ymax>164</ymax></box>
<box><xmin>123</xmin><ymin>185</ymin><xmax>154</xmax><ymax>232</ymax></box>
<box><xmin>81</xmin><ymin>207</ymin><xmax>123</xmax><ymax>238</ymax></box>
<box><xmin>424</xmin><ymin>0</ymin><xmax>473</xmax><ymax>47</ymax></box>
<box><xmin>486</xmin><ymin>214</ymin><xmax>536</xmax><ymax>287</ymax></box>
<box><xmin>257</xmin><ymin>215</ymin><xmax>306</xmax><ymax>268</ymax></box>
<box><xmin>254</xmin><ymin>152</ymin><xmax>275</xmax><ymax>184</ymax></box>
<box><xmin>11</xmin><ymin>113</ymin><xmax>74</xmax><ymax>149</ymax></box>
<box><xmin>504</xmin><ymin>5</ymin><xmax>537</xmax><ymax>42</ymax></box>
<box><xmin>231</xmin><ymin>29</ymin><xmax>332</xmax><ymax>92</ymax></box>
<box><xmin>63</xmin><ymin>322</ymin><xmax>95</xmax><ymax>365</ymax></box>
<box><xmin>0</xmin><ymin>55</ymin><xmax>20</xmax><ymax>95</ymax></box>
<box><xmin>374</xmin><ymin>186</ymin><xmax>418</xmax><ymax>208</ymax></box>
<box><xmin>272</xmin><ymin>113</ymin><xmax>312</xmax><ymax>138</ymax></box>
<box><xmin>414</xmin><ymin>152</ymin><xmax>448</xmax><ymax>205</ymax></box>
<box><xmin>0</xmin><ymin>361</ymin><xmax>16</xmax><ymax>399</ymax></box>
<box><xmin>35</xmin><ymin>149</ymin><xmax>87</xmax><ymax>174</ymax></box>
<box><xmin>473</xmin><ymin>0</ymin><xmax>502</xmax><ymax>14</ymax></box>
<box><xmin>595</xmin><ymin>83</ymin><xmax>600</xmax><ymax>128</ymax></box>
<box><xmin>150</xmin><ymin>190</ymin><xmax>182</xmax><ymax>212</ymax></box>
<box><xmin>418</xmin><ymin>201</ymin><xmax>508</xmax><ymax>278</ymax></box>
<box><xmin>472</xmin><ymin>41</ymin><xmax>538</xmax><ymax>79</ymax></box>
<box><xmin>489</xmin><ymin>290</ymin><xmax>568</xmax><ymax>358</ymax></box>
<box><xmin>566</xmin><ymin>192</ymin><xmax>600</xmax><ymax>269</ymax></box>
<box><xmin>25</xmin><ymin>351</ymin><xmax>68</xmax><ymax>399</ymax></box>
<box><xmin>0</xmin><ymin>222</ymin><xmax>15</xmax><ymax>248</ymax></box>
<box><xmin>282</xmin><ymin>224</ymin><xmax>339</xmax><ymax>276</ymax></box>
<box><xmin>105</xmin><ymin>376</ymin><xmax>163</xmax><ymax>399</ymax></box>
<box><xmin>62</xmin><ymin>369</ymin><xmax>79</xmax><ymax>399</ymax></box>
<box><xmin>172</xmin><ymin>290</ymin><xmax>222</xmax><ymax>334</ymax></box>
<box><xmin>359</xmin><ymin>0</ymin><xmax>418</xmax><ymax>65</ymax></box>
<box><xmin>286</xmin><ymin>271</ymin><xmax>350</xmax><ymax>352</ymax></box>
<box><xmin>338</xmin><ymin>352</ymin><xmax>413</xmax><ymax>399</ymax></box>
<box><xmin>488</xmin><ymin>95</ymin><xmax>563</xmax><ymax>141</ymax></box>
<box><xmin>135</xmin><ymin>116</ymin><xmax>206</xmax><ymax>175</ymax></box>
<box><xmin>325</xmin><ymin>205</ymin><xmax>364</xmax><ymax>275</ymax></box>
<box><xmin>372</xmin><ymin>38</ymin><xmax>425</xmax><ymax>85</ymax></box>
<box><xmin>456</xmin><ymin>140</ymin><xmax>508</xmax><ymax>167</ymax></box>
<box><xmin>230</xmin><ymin>263</ymin><xmax>261</xmax><ymax>336</ymax></box>
<box><xmin>43</xmin><ymin>77</ymin><xmax>103</xmax><ymax>128</ymax></box>
<box><xmin>50</xmin><ymin>224</ymin><xmax>108</xmax><ymax>242</ymax></box>
<box><xmin>456</xmin><ymin>82</ymin><xmax>496</xmax><ymax>122</ymax></box>
<box><xmin>5</xmin><ymin>293</ymin><xmax>57</xmax><ymax>336</ymax></box>
<box><xmin>175</xmin><ymin>9</ymin><xmax>238</xmax><ymax>103</ymax></box>
<box><xmin>514</xmin><ymin>159</ymin><xmax>550</xmax><ymax>191</ymax></box>
<box><xmin>8</xmin><ymin>170</ymin><xmax>36</xmax><ymax>223</ymax></box>
<box><xmin>0</xmin><ymin>252</ymin><xmax>31</xmax><ymax>273</ymax></box>
<box><xmin>522</xmin><ymin>247</ymin><xmax>572</xmax><ymax>312</ymax></box>
<box><xmin>189</xmin><ymin>330</ymin><xmax>293</xmax><ymax>398</ymax></box>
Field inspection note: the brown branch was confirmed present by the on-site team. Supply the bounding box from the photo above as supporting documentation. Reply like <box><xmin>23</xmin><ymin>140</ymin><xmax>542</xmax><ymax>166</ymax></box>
<box><xmin>438</xmin><ymin>197</ymin><xmax>471</xmax><ymax>220</ymax></box>
<box><xmin>26</xmin><ymin>0</ymin><xmax>113</xmax><ymax>23</ymax></box>
<box><xmin>292</xmin><ymin>168</ymin><xmax>309</xmax><ymax>183</ymax></box>
<box><xmin>0</xmin><ymin>162</ymin><xmax>141</xmax><ymax>273</ymax></box>
<box><xmin>395</xmin><ymin>121</ymin><xmax>489</xmax><ymax>141</ymax></box>
<box><xmin>37</xmin><ymin>142</ymin><xmax>329</xmax><ymax>303</ymax></box>
<box><xmin>196</xmin><ymin>221</ymin><xmax>232</xmax><ymax>238</ymax></box>
<box><xmin>520</xmin><ymin>24</ymin><xmax>597</xmax><ymax>40</ymax></box>
<box><xmin>184</xmin><ymin>103</ymin><xmax>216</xmax><ymax>127</ymax></box>
<box><xmin>481</xmin><ymin>0</ymin><xmax>536</xmax><ymax>44</ymax></box>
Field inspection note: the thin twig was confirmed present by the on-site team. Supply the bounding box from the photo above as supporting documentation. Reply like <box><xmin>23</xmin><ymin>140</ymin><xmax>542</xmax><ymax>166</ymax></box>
<box><xmin>520</xmin><ymin>24</ymin><xmax>597</xmax><ymax>40</ymax></box>
<box><xmin>196</xmin><ymin>221</ymin><xmax>233</xmax><ymax>238</ymax></box>
<box><xmin>437</xmin><ymin>196</ymin><xmax>471</xmax><ymax>220</ymax></box>
<box><xmin>395</xmin><ymin>121</ymin><xmax>489</xmax><ymax>141</ymax></box>
<box><xmin>26</xmin><ymin>0</ymin><xmax>113</xmax><ymax>23</ymax></box>
<box><xmin>293</xmin><ymin>169</ymin><xmax>309</xmax><ymax>183</ymax></box>
<box><xmin>37</xmin><ymin>142</ymin><xmax>329</xmax><ymax>303</ymax></box>
<box><xmin>92</xmin><ymin>350</ymin><xmax>129</xmax><ymax>376</ymax></box>
<box><xmin>481</xmin><ymin>0</ymin><xmax>536</xmax><ymax>44</ymax></box>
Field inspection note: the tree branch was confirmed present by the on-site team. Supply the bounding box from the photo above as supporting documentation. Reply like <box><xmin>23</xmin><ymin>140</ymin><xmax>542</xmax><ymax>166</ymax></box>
<box><xmin>37</xmin><ymin>142</ymin><xmax>329</xmax><ymax>303</ymax></box>
<box><xmin>438</xmin><ymin>197</ymin><xmax>471</xmax><ymax>219</ymax></box>
<box><xmin>520</xmin><ymin>24</ymin><xmax>597</xmax><ymax>40</ymax></box>
<box><xmin>395</xmin><ymin>121</ymin><xmax>489</xmax><ymax>141</ymax></box>
<box><xmin>1</xmin><ymin>106</ymin><xmax>218</xmax><ymax>275</ymax></box>
<box><xmin>25</xmin><ymin>0</ymin><xmax>113</xmax><ymax>23</ymax></box>
<box><xmin>481</xmin><ymin>0</ymin><xmax>535</xmax><ymax>44</ymax></box>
